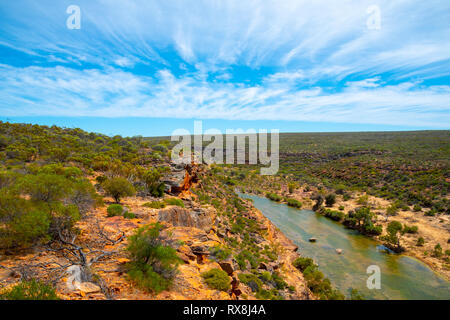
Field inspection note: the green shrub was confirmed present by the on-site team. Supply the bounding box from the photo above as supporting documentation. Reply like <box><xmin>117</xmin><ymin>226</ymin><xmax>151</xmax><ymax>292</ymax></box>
<box><xmin>413</xmin><ymin>204</ymin><xmax>422</xmax><ymax>212</ymax></box>
<box><xmin>126</xmin><ymin>223</ymin><xmax>181</xmax><ymax>294</ymax></box>
<box><xmin>266</xmin><ymin>193</ymin><xmax>282</xmax><ymax>202</ymax></box>
<box><xmin>312</xmin><ymin>194</ymin><xmax>324</xmax><ymax>211</ymax></box>
<box><xmin>321</xmin><ymin>209</ymin><xmax>345</xmax><ymax>221</ymax></box>
<box><xmin>350</xmin><ymin>288</ymin><xmax>365</xmax><ymax>300</ymax></box>
<box><xmin>293</xmin><ymin>257</ymin><xmax>315</xmax><ymax>271</ymax></box>
<box><xmin>163</xmin><ymin>198</ymin><xmax>184</xmax><ymax>207</ymax></box>
<box><xmin>344</xmin><ymin>207</ymin><xmax>382</xmax><ymax>235</ymax></box>
<box><xmin>416</xmin><ymin>237</ymin><xmax>425</xmax><ymax>246</ymax></box>
<box><xmin>107</xmin><ymin>204</ymin><xmax>123</xmax><ymax>217</ymax></box>
<box><xmin>210</xmin><ymin>245</ymin><xmax>232</xmax><ymax>261</ymax></box>
<box><xmin>338</xmin><ymin>205</ymin><xmax>345</xmax><ymax>211</ymax></box>
<box><xmin>381</xmin><ymin>221</ymin><xmax>403</xmax><ymax>251</ymax></box>
<box><xmin>142</xmin><ymin>168</ymin><xmax>165</xmax><ymax>197</ymax></box>
<box><xmin>424</xmin><ymin>210</ymin><xmax>436</xmax><ymax>217</ymax></box>
<box><xmin>357</xmin><ymin>195</ymin><xmax>369</xmax><ymax>206</ymax></box>
<box><xmin>102</xmin><ymin>177</ymin><xmax>135</xmax><ymax>203</ymax></box>
<box><xmin>143</xmin><ymin>201</ymin><xmax>166</xmax><ymax>209</ymax></box>
<box><xmin>152</xmin><ymin>144</ymin><xmax>168</xmax><ymax>153</ymax></box>
<box><xmin>95</xmin><ymin>175</ymin><xmax>107</xmax><ymax>184</ymax></box>
<box><xmin>3</xmin><ymin>210</ymin><xmax>51</xmax><ymax>248</ymax></box>
<box><xmin>201</xmin><ymin>268</ymin><xmax>231</xmax><ymax>291</ymax></box>
<box><xmin>287</xmin><ymin>199</ymin><xmax>302</xmax><ymax>208</ymax></box>
<box><xmin>288</xmin><ymin>183</ymin><xmax>297</xmax><ymax>193</ymax></box>
<box><xmin>260</xmin><ymin>271</ymin><xmax>271</xmax><ymax>282</ymax></box>
<box><xmin>403</xmin><ymin>225</ymin><xmax>418</xmax><ymax>234</ymax></box>
<box><xmin>238</xmin><ymin>273</ymin><xmax>263</xmax><ymax>292</ymax></box>
<box><xmin>325</xmin><ymin>194</ymin><xmax>336</xmax><ymax>207</ymax></box>
<box><xmin>0</xmin><ymin>280</ymin><xmax>59</xmax><ymax>300</ymax></box>
<box><xmin>432</xmin><ymin>243</ymin><xmax>443</xmax><ymax>257</ymax></box>
<box><xmin>236</xmin><ymin>250</ymin><xmax>259</xmax><ymax>270</ymax></box>
<box><xmin>271</xmin><ymin>272</ymin><xmax>288</xmax><ymax>290</ymax></box>
<box><xmin>18</xmin><ymin>173</ymin><xmax>71</xmax><ymax>203</ymax></box>
<box><xmin>293</xmin><ymin>256</ymin><xmax>344</xmax><ymax>300</ymax></box>
<box><xmin>123</xmin><ymin>211</ymin><xmax>136</xmax><ymax>219</ymax></box>
<box><xmin>255</xmin><ymin>288</ymin><xmax>283</xmax><ymax>300</ymax></box>
<box><xmin>386</xmin><ymin>204</ymin><xmax>398</xmax><ymax>216</ymax></box>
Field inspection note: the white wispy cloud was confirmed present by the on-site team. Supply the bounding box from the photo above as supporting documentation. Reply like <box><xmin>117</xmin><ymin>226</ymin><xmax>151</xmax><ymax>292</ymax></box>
<box><xmin>0</xmin><ymin>0</ymin><xmax>449</xmax><ymax>128</ymax></box>
<box><xmin>1</xmin><ymin>64</ymin><xmax>449</xmax><ymax>127</ymax></box>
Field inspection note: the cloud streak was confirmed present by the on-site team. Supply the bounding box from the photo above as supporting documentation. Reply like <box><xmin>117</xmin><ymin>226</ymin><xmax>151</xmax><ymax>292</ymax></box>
<box><xmin>1</xmin><ymin>65</ymin><xmax>449</xmax><ymax>127</ymax></box>
<box><xmin>0</xmin><ymin>0</ymin><xmax>449</xmax><ymax>129</ymax></box>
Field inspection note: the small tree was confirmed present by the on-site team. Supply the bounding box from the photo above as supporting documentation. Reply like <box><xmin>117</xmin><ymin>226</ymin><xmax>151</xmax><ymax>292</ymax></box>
<box><xmin>416</xmin><ymin>237</ymin><xmax>425</xmax><ymax>247</ymax></box>
<box><xmin>19</xmin><ymin>173</ymin><xmax>71</xmax><ymax>203</ymax></box>
<box><xmin>126</xmin><ymin>223</ymin><xmax>181</xmax><ymax>294</ymax></box>
<box><xmin>383</xmin><ymin>221</ymin><xmax>403</xmax><ymax>252</ymax></box>
<box><xmin>432</xmin><ymin>243</ymin><xmax>443</xmax><ymax>257</ymax></box>
<box><xmin>142</xmin><ymin>168</ymin><xmax>164</xmax><ymax>197</ymax></box>
<box><xmin>103</xmin><ymin>177</ymin><xmax>135</xmax><ymax>203</ymax></box>
<box><xmin>312</xmin><ymin>195</ymin><xmax>324</xmax><ymax>211</ymax></box>
<box><xmin>386</xmin><ymin>204</ymin><xmax>398</xmax><ymax>218</ymax></box>
<box><xmin>325</xmin><ymin>194</ymin><xmax>336</xmax><ymax>207</ymax></box>
<box><xmin>288</xmin><ymin>183</ymin><xmax>297</xmax><ymax>194</ymax></box>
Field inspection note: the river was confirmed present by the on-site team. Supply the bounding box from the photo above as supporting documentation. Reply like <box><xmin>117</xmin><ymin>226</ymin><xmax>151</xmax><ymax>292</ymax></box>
<box><xmin>240</xmin><ymin>193</ymin><xmax>450</xmax><ymax>300</ymax></box>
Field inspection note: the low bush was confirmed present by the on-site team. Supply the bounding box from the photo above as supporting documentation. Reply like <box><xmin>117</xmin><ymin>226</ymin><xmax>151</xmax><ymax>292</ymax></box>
<box><xmin>287</xmin><ymin>199</ymin><xmax>302</xmax><ymax>208</ymax></box>
<box><xmin>238</xmin><ymin>273</ymin><xmax>263</xmax><ymax>292</ymax></box>
<box><xmin>123</xmin><ymin>211</ymin><xmax>136</xmax><ymax>219</ymax></box>
<box><xmin>292</xmin><ymin>257</ymin><xmax>315</xmax><ymax>271</ymax></box>
<box><xmin>416</xmin><ymin>237</ymin><xmax>425</xmax><ymax>246</ymax></box>
<box><xmin>201</xmin><ymin>268</ymin><xmax>231</xmax><ymax>291</ymax></box>
<box><xmin>325</xmin><ymin>194</ymin><xmax>336</xmax><ymax>207</ymax></box>
<box><xmin>424</xmin><ymin>210</ymin><xmax>436</xmax><ymax>217</ymax></box>
<box><xmin>321</xmin><ymin>209</ymin><xmax>345</xmax><ymax>221</ymax></box>
<box><xmin>210</xmin><ymin>245</ymin><xmax>232</xmax><ymax>261</ymax></box>
<box><xmin>143</xmin><ymin>201</ymin><xmax>166</xmax><ymax>209</ymax></box>
<box><xmin>266</xmin><ymin>193</ymin><xmax>282</xmax><ymax>202</ymax></box>
<box><xmin>432</xmin><ymin>243</ymin><xmax>443</xmax><ymax>257</ymax></box>
<box><xmin>0</xmin><ymin>280</ymin><xmax>59</xmax><ymax>300</ymax></box>
<box><xmin>163</xmin><ymin>198</ymin><xmax>184</xmax><ymax>208</ymax></box>
<box><xmin>357</xmin><ymin>195</ymin><xmax>369</xmax><ymax>206</ymax></box>
<box><xmin>126</xmin><ymin>223</ymin><xmax>182</xmax><ymax>294</ymax></box>
<box><xmin>107</xmin><ymin>204</ymin><xmax>123</xmax><ymax>217</ymax></box>
<box><xmin>402</xmin><ymin>225</ymin><xmax>418</xmax><ymax>234</ymax></box>
<box><xmin>293</xmin><ymin>257</ymin><xmax>344</xmax><ymax>300</ymax></box>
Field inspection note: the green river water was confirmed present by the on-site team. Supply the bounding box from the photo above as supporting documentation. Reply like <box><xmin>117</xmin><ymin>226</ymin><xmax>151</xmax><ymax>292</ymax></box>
<box><xmin>240</xmin><ymin>193</ymin><xmax>450</xmax><ymax>300</ymax></box>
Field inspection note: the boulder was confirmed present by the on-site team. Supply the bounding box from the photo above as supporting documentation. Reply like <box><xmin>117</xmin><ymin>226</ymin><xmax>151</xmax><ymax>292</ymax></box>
<box><xmin>158</xmin><ymin>206</ymin><xmax>216</xmax><ymax>232</ymax></box>
<box><xmin>336</xmin><ymin>248</ymin><xmax>343</xmax><ymax>254</ymax></box>
<box><xmin>231</xmin><ymin>275</ymin><xmax>242</xmax><ymax>297</ymax></box>
<box><xmin>78</xmin><ymin>282</ymin><xmax>101</xmax><ymax>294</ymax></box>
<box><xmin>177</xmin><ymin>245</ymin><xmax>197</xmax><ymax>261</ymax></box>
<box><xmin>163</xmin><ymin>163</ymin><xmax>202</xmax><ymax>195</ymax></box>
<box><xmin>190</xmin><ymin>244</ymin><xmax>210</xmax><ymax>255</ymax></box>
<box><xmin>258</xmin><ymin>262</ymin><xmax>273</xmax><ymax>271</ymax></box>
<box><xmin>219</xmin><ymin>260</ymin><xmax>234</xmax><ymax>276</ymax></box>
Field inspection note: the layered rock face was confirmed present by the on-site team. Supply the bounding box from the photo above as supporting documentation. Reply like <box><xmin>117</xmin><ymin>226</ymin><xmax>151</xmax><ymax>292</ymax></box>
<box><xmin>158</xmin><ymin>206</ymin><xmax>216</xmax><ymax>232</ymax></box>
<box><xmin>163</xmin><ymin>163</ymin><xmax>201</xmax><ymax>195</ymax></box>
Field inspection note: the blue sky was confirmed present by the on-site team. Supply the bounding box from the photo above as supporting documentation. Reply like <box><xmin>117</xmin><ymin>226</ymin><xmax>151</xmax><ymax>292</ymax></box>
<box><xmin>1</xmin><ymin>0</ymin><xmax>450</xmax><ymax>136</ymax></box>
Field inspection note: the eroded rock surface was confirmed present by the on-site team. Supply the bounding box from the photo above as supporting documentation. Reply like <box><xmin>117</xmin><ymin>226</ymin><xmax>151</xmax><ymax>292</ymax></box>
<box><xmin>158</xmin><ymin>206</ymin><xmax>216</xmax><ymax>232</ymax></box>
